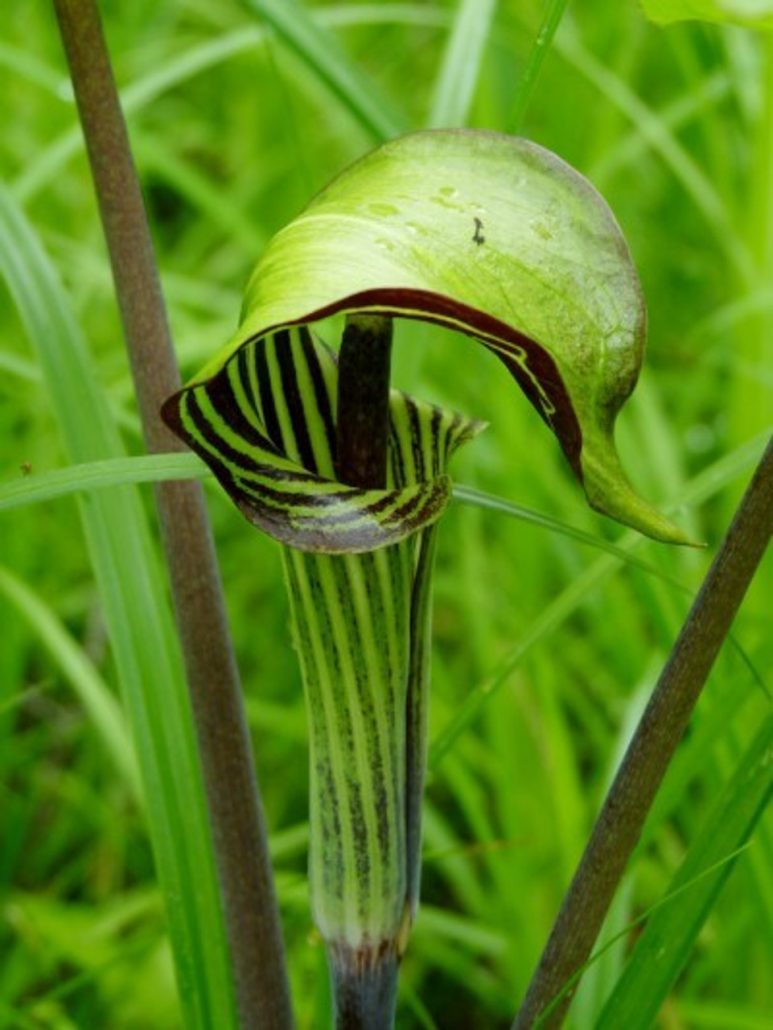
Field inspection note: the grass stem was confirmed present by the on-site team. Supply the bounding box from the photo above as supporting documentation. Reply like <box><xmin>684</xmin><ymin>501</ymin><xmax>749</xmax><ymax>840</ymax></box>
<box><xmin>51</xmin><ymin>2</ymin><xmax>293</xmax><ymax>1026</ymax></box>
<box><xmin>512</xmin><ymin>437</ymin><xmax>773</xmax><ymax>1028</ymax></box>
<box><xmin>510</xmin><ymin>0</ymin><xmax>570</xmax><ymax>133</ymax></box>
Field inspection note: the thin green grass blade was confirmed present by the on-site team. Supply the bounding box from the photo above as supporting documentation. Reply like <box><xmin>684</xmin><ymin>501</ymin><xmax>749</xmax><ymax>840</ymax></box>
<box><xmin>325</xmin><ymin>3</ymin><xmax>449</xmax><ymax>29</ymax></box>
<box><xmin>509</xmin><ymin>0</ymin><xmax>569</xmax><ymax>132</ymax></box>
<box><xmin>14</xmin><ymin>27</ymin><xmax>271</xmax><ymax>202</ymax></box>
<box><xmin>429</xmin><ymin>434</ymin><xmax>767</xmax><ymax>766</ymax></box>
<box><xmin>244</xmin><ymin>0</ymin><xmax>407</xmax><ymax>141</ymax></box>
<box><xmin>0</xmin><ymin>453</ymin><xmax>206</xmax><ymax>511</ymax></box>
<box><xmin>641</xmin><ymin>0</ymin><xmax>773</xmax><ymax>29</ymax></box>
<box><xmin>673</xmin><ymin>1003</ymin><xmax>773</xmax><ymax>1029</ymax></box>
<box><xmin>528</xmin><ymin>842</ymin><xmax>755</xmax><ymax>1026</ymax></box>
<box><xmin>132</xmin><ymin>132</ymin><xmax>267</xmax><ymax>256</ymax></box>
<box><xmin>429</xmin><ymin>550</ymin><xmax>622</xmax><ymax>768</ymax></box>
<box><xmin>452</xmin><ymin>484</ymin><xmax>682</xmax><ymax>582</ymax></box>
<box><xmin>673</xmin><ymin>432</ymin><xmax>769</xmax><ymax>506</ymax></box>
<box><xmin>0</xmin><ymin>38</ymin><xmax>67</xmax><ymax>96</ymax></box>
<box><xmin>590</xmin><ymin>70</ymin><xmax>732</xmax><ymax>183</ymax></box>
<box><xmin>0</xmin><ymin>565</ymin><xmax>141</xmax><ymax>799</ymax></box>
<box><xmin>595</xmin><ymin>714</ymin><xmax>773</xmax><ymax>1029</ymax></box>
<box><xmin>554</xmin><ymin>22</ymin><xmax>755</xmax><ymax>283</ymax></box>
<box><xmin>639</xmin><ymin>665</ymin><xmax>763</xmax><ymax>850</ymax></box>
<box><xmin>0</xmin><ymin>349</ymin><xmax>39</xmax><ymax>383</ymax></box>
<box><xmin>0</xmin><ymin>184</ymin><xmax>237</xmax><ymax>1030</ymax></box>
<box><xmin>427</xmin><ymin>0</ymin><xmax>497</xmax><ymax>128</ymax></box>
<box><xmin>14</xmin><ymin>5</ymin><xmax>436</xmax><ymax>203</ymax></box>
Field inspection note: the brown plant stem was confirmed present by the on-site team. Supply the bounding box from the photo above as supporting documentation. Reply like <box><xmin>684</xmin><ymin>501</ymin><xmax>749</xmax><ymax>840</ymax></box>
<box><xmin>51</xmin><ymin>2</ymin><xmax>293</xmax><ymax>1026</ymax></box>
<box><xmin>513</xmin><ymin>437</ymin><xmax>773</xmax><ymax>1029</ymax></box>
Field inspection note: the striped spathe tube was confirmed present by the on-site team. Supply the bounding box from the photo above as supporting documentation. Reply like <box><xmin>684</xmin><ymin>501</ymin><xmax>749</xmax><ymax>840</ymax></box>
<box><xmin>162</xmin><ymin>328</ymin><xmax>483</xmax><ymax>1020</ymax></box>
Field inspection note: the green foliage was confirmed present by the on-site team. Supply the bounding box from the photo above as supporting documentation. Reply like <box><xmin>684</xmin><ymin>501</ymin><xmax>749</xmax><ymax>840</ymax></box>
<box><xmin>641</xmin><ymin>0</ymin><xmax>773</xmax><ymax>27</ymax></box>
<box><xmin>428</xmin><ymin>0</ymin><xmax>497</xmax><ymax>128</ymax></box>
<box><xmin>1</xmin><ymin>1</ymin><xmax>771</xmax><ymax>1027</ymax></box>
<box><xmin>244</xmin><ymin>0</ymin><xmax>407</xmax><ymax>140</ymax></box>
<box><xmin>0</xmin><ymin>186</ymin><xmax>236</xmax><ymax>1029</ymax></box>
<box><xmin>595</xmin><ymin>715</ymin><xmax>773</xmax><ymax>1028</ymax></box>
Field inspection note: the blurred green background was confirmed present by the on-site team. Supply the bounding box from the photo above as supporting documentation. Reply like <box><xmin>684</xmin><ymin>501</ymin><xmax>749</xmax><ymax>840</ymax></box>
<box><xmin>1</xmin><ymin>1</ymin><xmax>771</xmax><ymax>1027</ymax></box>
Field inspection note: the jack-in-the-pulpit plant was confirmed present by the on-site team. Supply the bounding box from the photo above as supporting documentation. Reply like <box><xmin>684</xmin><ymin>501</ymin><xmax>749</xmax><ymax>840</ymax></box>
<box><xmin>162</xmin><ymin>130</ymin><xmax>688</xmax><ymax>1026</ymax></box>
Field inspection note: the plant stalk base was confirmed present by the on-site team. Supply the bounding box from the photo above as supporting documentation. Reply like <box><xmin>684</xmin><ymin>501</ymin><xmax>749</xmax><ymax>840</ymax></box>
<box><xmin>330</xmin><ymin>942</ymin><xmax>399</xmax><ymax>1030</ymax></box>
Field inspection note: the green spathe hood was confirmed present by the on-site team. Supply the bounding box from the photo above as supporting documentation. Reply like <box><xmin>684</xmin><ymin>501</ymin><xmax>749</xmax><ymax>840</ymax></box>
<box><xmin>176</xmin><ymin>129</ymin><xmax>690</xmax><ymax>545</ymax></box>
